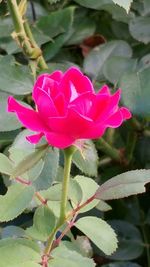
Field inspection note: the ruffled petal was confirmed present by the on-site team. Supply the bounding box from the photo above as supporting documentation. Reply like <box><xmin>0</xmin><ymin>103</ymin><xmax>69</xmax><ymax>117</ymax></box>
<box><xmin>99</xmin><ymin>85</ymin><xmax>110</xmax><ymax>95</ymax></box>
<box><xmin>95</xmin><ymin>89</ymin><xmax>121</xmax><ymax>122</ymax></box>
<box><xmin>53</xmin><ymin>93</ymin><xmax>67</xmax><ymax>116</ymax></box>
<box><xmin>69</xmin><ymin>92</ymin><xmax>94</xmax><ymax>117</ymax></box>
<box><xmin>45</xmin><ymin>132</ymin><xmax>75</xmax><ymax>149</ymax></box>
<box><xmin>33</xmin><ymin>76</ymin><xmax>59</xmax><ymax>102</ymax></box>
<box><xmin>26</xmin><ymin>133</ymin><xmax>44</xmax><ymax>144</ymax></box>
<box><xmin>49</xmin><ymin>70</ymin><xmax>63</xmax><ymax>82</ymax></box>
<box><xmin>88</xmin><ymin>94</ymin><xmax>110</xmax><ymax>120</ymax></box>
<box><xmin>8</xmin><ymin>96</ymin><xmax>49</xmax><ymax>132</ymax></box>
<box><xmin>48</xmin><ymin>109</ymin><xmax>93</xmax><ymax>137</ymax></box>
<box><xmin>80</xmin><ymin>124</ymin><xmax>106</xmax><ymax>139</ymax></box>
<box><xmin>105</xmin><ymin>109</ymin><xmax>123</xmax><ymax>128</ymax></box>
<box><xmin>120</xmin><ymin>107</ymin><xmax>132</xmax><ymax>120</ymax></box>
<box><xmin>59</xmin><ymin>67</ymin><xmax>94</xmax><ymax>102</ymax></box>
<box><xmin>36</xmin><ymin>88</ymin><xmax>58</xmax><ymax>117</ymax></box>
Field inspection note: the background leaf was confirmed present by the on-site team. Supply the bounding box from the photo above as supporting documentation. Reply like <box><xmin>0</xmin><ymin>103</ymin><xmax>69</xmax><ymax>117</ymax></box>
<box><xmin>75</xmin><ymin>216</ymin><xmax>118</xmax><ymax>255</ymax></box>
<box><xmin>96</xmin><ymin>169</ymin><xmax>150</xmax><ymax>200</ymax></box>
<box><xmin>0</xmin><ymin>183</ymin><xmax>35</xmax><ymax>222</ymax></box>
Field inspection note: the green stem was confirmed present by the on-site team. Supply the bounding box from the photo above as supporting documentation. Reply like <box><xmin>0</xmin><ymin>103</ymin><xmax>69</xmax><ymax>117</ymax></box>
<box><xmin>126</xmin><ymin>131</ymin><xmax>137</xmax><ymax>163</ymax></box>
<box><xmin>96</xmin><ymin>137</ymin><xmax>121</xmax><ymax>162</ymax></box>
<box><xmin>141</xmin><ymin>224</ymin><xmax>150</xmax><ymax>267</ymax></box>
<box><xmin>44</xmin><ymin>146</ymin><xmax>76</xmax><ymax>256</ymax></box>
<box><xmin>59</xmin><ymin>147</ymin><xmax>75</xmax><ymax>222</ymax></box>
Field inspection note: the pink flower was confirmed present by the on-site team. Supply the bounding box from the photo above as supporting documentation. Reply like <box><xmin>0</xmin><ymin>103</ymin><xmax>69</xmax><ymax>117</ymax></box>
<box><xmin>7</xmin><ymin>67</ymin><xmax>131</xmax><ymax>149</ymax></box>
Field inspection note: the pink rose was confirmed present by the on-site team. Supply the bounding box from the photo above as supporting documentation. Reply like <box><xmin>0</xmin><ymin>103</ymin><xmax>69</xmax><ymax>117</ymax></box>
<box><xmin>7</xmin><ymin>67</ymin><xmax>131</xmax><ymax>149</ymax></box>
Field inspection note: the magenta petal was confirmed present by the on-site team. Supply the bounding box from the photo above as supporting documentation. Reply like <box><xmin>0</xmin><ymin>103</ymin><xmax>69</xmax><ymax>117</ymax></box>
<box><xmin>80</xmin><ymin>124</ymin><xmax>106</xmax><ymax>139</ymax></box>
<box><xmin>45</xmin><ymin>132</ymin><xmax>75</xmax><ymax>149</ymax></box>
<box><xmin>48</xmin><ymin>109</ymin><xmax>93</xmax><ymax>137</ymax></box>
<box><xmin>8</xmin><ymin>96</ymin><xmax>48</xmax><ymax>131</ymax></box>
<box><xmin>26</xmin><ymin>133</ymin><xmax>44</xmax><ymax>144</ymax></box>
<box><xmin>89</xmin><ymin>94</ymin><xmax>110</xmax><ymax>120</ymax></box>
<box><xmin>53</xmin><ymin>93</ymin><xmax>67</xmax><ymax>116</ymax></box>
<box><xmin>33</xmin><ymin>76</ymin><xmax>59</xmax><ymax>102</ymax></box>
<box><xmin>120</xmin><ymin>107</ymin><xmax>132</xmax><ymax>120</ymax></box>
<box><xmin>105</xmin><ymin>110</ymin><xmax>123</xmax><ymax>128</ymax></box>
<box><xmin>59</xmin><ymin>67</ymin><xmax>94</xmax><ymax>102</ymax></box>
<box><xmin>49</xmin><ymin>70</ymin><xmax>63</xmax><ymax>82</ymax></box>
<box><xmin>95</xmin><ymin>89</ymin><xmax>121</xmax><ymax>122</ymax></box>
<box><xmin>99</xmin><ymin>85</ymin><xmax>110</xmax><ymax>95</ymax></box>
<box><xmin>69</xmin><ymin>92</ymin><xmax>94</xmax><ymax>117</ymax></box>
<box><xmin>36</xmin><ymin>88</ymin><xmax>58</xmax><ymax>117</ymax></box>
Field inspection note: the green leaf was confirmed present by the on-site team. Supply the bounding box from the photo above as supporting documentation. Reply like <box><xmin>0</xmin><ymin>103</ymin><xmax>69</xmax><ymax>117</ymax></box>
<box><xmin>63</xmin><ymin>237</ymin><xmax>93</xmax><ymax>258</ymax></box>
<box><xmin>73</xmin><ymin>140</ymin><xmax>98</xmax><ymax>177</ymax></box>
<box><xmin>0</xmin><ymin>238</ymin><xmax>40</xmax><ymax>267</ymax></box>
<box><xmin>119</xmin><ymin>67</ymin><xmax>150</xmax><ymax>117</ymax></box>
<box><xmin>0</xmin><ymin>92</ymin><xmax>21</xmax><ymax>131</ymax></box>
<box><xmin>0</xmin><ymin>130</ymin><xmax>20</xmax><ymax>146</ymax></box>
<box><xmin>34</xmin><ymin>147</ymin><xmax>59</xmax><ymax>190</ymax></box>
<box><xmin>96</xmin><ymin>200</ymin><xmax>112</xmax><ymax>212</ymax></box>
<box><xmin>74</xmin><ymin>0</ymin><xmax>113</xmax><ymax>9</ymax></box>
<box><xmin>107</xmin><ymin>220</ymin><xmax>144</xmax><ymax>260</ymax></box>
<box><xmin>0</xmin><ymin>18</ymin><xmax>13</xmax><ymax>38</ymax></box>
<box><xmin>69</xmin><ymin>179</ymin><xmax>83</xmax><ymax>206</ymax></box>
<box><xmin>37</xmin><ymin>7</ymin><xmax>75</xmax><ymax>38</ymax></box>
<box><xmin>0</xmin><ymin>153</ymin><xmax>13</xmax><ymax>175</ymax></box>
<box><xmin>129</xmin><ymin>17</ymin><xmax>150</xmax><ymax>44</ymax></box>
<box><xmin>103</xmin><ymin>56</ymin><xmax>137</xmax><ymax>84</ymax></box>
<box><xmin>43</xmin><ymin>32</ymin><xmax>71</xmax><ymax>61</ymax></box>
<box><xmin>38</xmin><ymin>179</ymin><xmax>82</xmax><ymax>206</ymax></box>
<box><xmin>83</xmin><ymin>40</ymin><xmax>132</xmax><ymax>80</ymax></box>
<box><xmin>143</xmin><ymin>0</ymin><xmax>150</xmax><ymax>16</ymax></box>
<box><xmin>42</xmin><ymin>7</ymin><xmax>75</xmax><ymax>60</ymax></box>
<box><xmin>1</xmin><ymin>226</ymin><xmax>25</xmax><ymax>239</ymax></box>
<box><xmin>50</xmin><ymin>245</ymin><xmax>95</xmax><ymax>267</ymax></box>
<box><xmin>0</xmin><ymin>56</ymin><xmax>33</xmax><ymax>95</ymax></box>
<box><xmin>102</xmin><ymin>262</ymin><xmax>142</xmax><ymax>267</ymax></box>
<box><xmin>9</xmin><ymin>147</ymin><xmax>44</xmax><ymax>182</ymax></box>
<box><xmin>66</xmin><ymin>10</ymin><xmax>96</xmax><ymax>45</ymax></box>
<box><xmin>75</xmin><ymin>216</ymin><xmax>118</xmax><ymax>255</ymax></box>
<box><xmin>74</xmin><ymin>0</ymin><xmax>130</xmax><ymax>22</ymax></box>
<box><xmin>0</xmin><ymin>183</ymin><xmax>35</xmax><ymax>222</ymax></box>
<box><xmin>26</xmin><ymin>206</ymin><xmax>56</xmax><ymax>241</ymax></box>
<box><xmin>74</xmin><ymin>175</ymin><xmax>99</xmax><ymax>212</ymax></box>
<box><xmin>95</xmin><ymin>169</ymin><xmax>150</xmax><ymax>200</ymax></box>
<box><xmin>11</xmin><ymin>263</ymin><xmax>40</xmax><ymax>267</ymax></box>
<box><xmin>10</xmin><ymin>145</ymin><xmax>48</xmax><ymax>179</ymax></box>
<box><xmin>112</xmin><ymin>0</ymin><xmax>133</xmax><ymax>12</ymax></box>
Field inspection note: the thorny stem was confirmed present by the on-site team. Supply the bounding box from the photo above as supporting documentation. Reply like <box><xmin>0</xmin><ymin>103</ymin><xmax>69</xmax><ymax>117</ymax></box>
<box><xmin>7</xmin><ymin>0</ymin><xmax>48</xmax><ymax>71</ymax></box>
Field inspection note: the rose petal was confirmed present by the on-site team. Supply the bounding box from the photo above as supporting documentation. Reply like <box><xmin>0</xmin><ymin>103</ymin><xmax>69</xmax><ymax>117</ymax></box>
<box><xmin>99</xmin><ymin>85</ymin><xmax>110</xmax><ymax>95</ymax></box>
<box><xmin>45</xmin><ymin>132</ymin><xmax>75</xmax><ymax>148</ymax></box>
<box><xmin>53</xmin><ymin>93</ymin><xmax>67</xmax><ymax>116</ymax></box>
<box><xmin>33</xmin><ymin>76</ymin><xmax>59</xmax><ymax>102</ymax></box>
<box><xmin>49</xmin><ymin>70</ymin><xmax>63</xmax><ymax>82</ymax></box>
<box><xmin>69</xmin><ymin>92</ymin><xmax>94</xmax><ymax>117</ymax></box>
<box><xmin>95</xmin><ymin>89</ymin><xmax>121</xmax><ymax>122</ymax></box>
<box><xmin>48</xmin><ymin>109</ymin><xmax>93</xmax><ymax>137</ymax></box>
<box><xmin>120</xmin><ymin>107</ymin><xmax>132</xmax><ymax>120</ymax></box>
<box><xmin>8</xmin><ymin>96</ymin><xmax>48</xmax><ymax>132</ymax></box>
<box><xmin>80</xmin><ymin>124</ymin><xmax>106</xmax><ymax>139</ymax></box>
<box><xmin>26</xmin><ymin>133</ymin><xmax>44</xmax><ymax>144</ymax></box>
<box><xmin>105</xmin><ymin>110</ymin><xmax>123</xmax><ymax>128</ymax></box>
<box><xmin>36</xmin><ymin>88</ymin><xmax>58</xmax><ymax>117</ymax></box>
<box><xmin>59</xmin><ymin>67</ymin><xmax>94</xmax><ymax>102</ymax></box>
